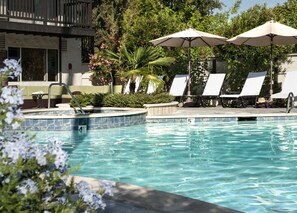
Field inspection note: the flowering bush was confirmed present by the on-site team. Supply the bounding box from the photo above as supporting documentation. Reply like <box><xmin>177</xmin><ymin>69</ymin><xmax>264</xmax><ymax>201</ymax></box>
<box><xmin>0</xmin><ymin>59</ymin><xmax>113</xmax><ymax>212</ymax></box>
<box><xmin>88</xmin><ymin>45</ymin><xmax>114</xmax><ymax>86</ymax></box>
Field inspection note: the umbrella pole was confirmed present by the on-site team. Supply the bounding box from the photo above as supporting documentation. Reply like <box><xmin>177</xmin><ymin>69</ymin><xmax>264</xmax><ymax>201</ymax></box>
<box><xmin>186</xmin><ymin>41</ymin><xmax>191</xmax><ymax>102</ymax></box>
<box><xmin>269</xmin><ymin>42</ymin><xmax>273</xmax><ymax>101</ymax></box>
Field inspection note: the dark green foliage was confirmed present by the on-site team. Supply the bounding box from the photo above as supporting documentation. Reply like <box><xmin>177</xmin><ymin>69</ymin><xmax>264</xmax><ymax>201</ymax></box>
<box><xmin>70</xmin><ymin>93</ymin><xmax>105</xmax><ymax>107</ymax></box>
<box><xmin>71</xmin><ymin>92</ymin><xmax>175</xmax><ymax>108</ymax></box>
<box><xmin>103</xmin><ymin>93</ymin><xmax>175</xmax><ymax>108</ymax></box>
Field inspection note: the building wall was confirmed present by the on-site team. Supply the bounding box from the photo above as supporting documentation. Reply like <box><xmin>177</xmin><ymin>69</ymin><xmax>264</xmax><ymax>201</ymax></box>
<box><xmin>277</xmin><ymin>53</ymin><xmax>297</xmax><ymax>84</ymax></box>
<box><xmin>61</xmin><ymin>38</ymin><xmax>84</xmax><ymax>86</ymax></box>
<box><xmin>3</xmin><ymin>33</ymin><xmax>85</xmax><ymax>86</ymax></box>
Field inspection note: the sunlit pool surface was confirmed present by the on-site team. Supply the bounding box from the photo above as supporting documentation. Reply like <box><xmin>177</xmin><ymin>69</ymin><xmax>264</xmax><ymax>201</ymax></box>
<box><xmin>33</xmin><ymin>121</ymin><xmax>297</xmax><ymax>213</ymax></box>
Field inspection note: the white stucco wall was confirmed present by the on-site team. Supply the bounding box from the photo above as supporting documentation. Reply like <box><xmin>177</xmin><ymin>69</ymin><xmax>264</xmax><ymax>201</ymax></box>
<box><xmin>275</xmin><ymin>53</ymin><xmax>297</xmax><ymax>84</ymax></box>
<box><xmin>61</xmin><ymin>38</ymin><xmax>84</xmax><ymax>86</ymax></box>
<box><xmin>279</xmin><ymin>53</ymin><xmax>297</xmax><ymax>72</ymax></box>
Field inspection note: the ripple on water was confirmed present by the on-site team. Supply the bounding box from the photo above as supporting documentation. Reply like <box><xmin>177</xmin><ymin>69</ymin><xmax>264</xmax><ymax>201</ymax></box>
<box><xmin>33</xmin><ymin>121</ymin><xmax>297</xmax><ymax>213</ymax></box>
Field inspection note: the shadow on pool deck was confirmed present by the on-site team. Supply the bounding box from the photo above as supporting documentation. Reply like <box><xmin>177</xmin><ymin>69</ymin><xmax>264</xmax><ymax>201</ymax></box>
<box><xmin>75</xmin><ymin>177</ymin><xmax>242</xmax><ymax>213</ymax></box>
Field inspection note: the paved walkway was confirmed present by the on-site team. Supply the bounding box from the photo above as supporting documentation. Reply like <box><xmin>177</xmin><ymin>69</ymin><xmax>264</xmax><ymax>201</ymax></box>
<box><xmin>75</xmin><ymin>176</ymin><xmax>241</xmax><ymax>213</ymax></box>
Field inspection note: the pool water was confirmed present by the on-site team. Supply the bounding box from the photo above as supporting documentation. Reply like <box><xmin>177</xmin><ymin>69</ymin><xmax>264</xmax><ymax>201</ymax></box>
<box><xmin>33</xmin><ymin>121</ymin><xmax>297</xmax><ymax>213</ymax></box>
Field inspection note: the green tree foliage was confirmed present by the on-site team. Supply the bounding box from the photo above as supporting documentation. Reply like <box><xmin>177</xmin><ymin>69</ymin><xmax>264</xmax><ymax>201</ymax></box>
<box><xmin>105</xmin><ymin>45</ymin><xmax>175</xmax><ymax>93</ymax></box>
<box><xmin>160</xmin><ymin>0</ymin><xmax>222</xmax><ymax>16</ymax></box>
<box><xmin>91</xmin><ymin>0</ymin><xmax>297</xmax><ymax>97</ymax></box>
<box><xmin>216</xmin><ymin>3</ymin><xmax>296</xmax><ymax>95</ymax></box>
<box><xmin>92</xmin><ymin>0</ymin><xmax>129</xmax><ymax>51</ymax></box>
<box><xmin>91</xmin><ymin>0</ymin><xmax>225</xmax><ymax>91</ymax></box>
<box><xmin>272</xmin><ymin>0</ymin><xmax>297</xmax><ymax>52</ymax></box>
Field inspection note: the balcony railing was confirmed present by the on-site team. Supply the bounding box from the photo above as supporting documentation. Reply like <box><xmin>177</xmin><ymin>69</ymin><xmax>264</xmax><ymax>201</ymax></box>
<box><xmin>0</xmin><ymin>0</ymin><xmax>92</xmax><ymax>28</ymax></box>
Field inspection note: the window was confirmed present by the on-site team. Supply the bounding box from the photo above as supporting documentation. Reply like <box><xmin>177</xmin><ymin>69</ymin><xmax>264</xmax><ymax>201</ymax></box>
<box><xmin>8</xmin><ymin>47</ymin><xmax>59</xmax><ymax>82</ymax></box>
<box><xmin>7</xmin><ymin>47</ymin><xmax>20</xmax><ymax>81</ymax></box>
<box><xmin>48</xmin><ymin>49</ymin><xmax>58</xmax><ymax>81</ymax></box>
<box><xmin>8</xmin><ymin>47</ymin><xmax>20</xmax><ymax>61</ymax></box>
<box><xmin>22</xmin><ymin>48</ymin><xmax>45</xmax><ymax>81</ymax></box>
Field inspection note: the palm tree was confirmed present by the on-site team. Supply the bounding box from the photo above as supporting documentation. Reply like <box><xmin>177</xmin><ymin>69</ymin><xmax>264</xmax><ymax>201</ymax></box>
<box><xmin>106</xmin><ymin>46</ymin><xmax>175</xmax><ymax>93</ymax></box>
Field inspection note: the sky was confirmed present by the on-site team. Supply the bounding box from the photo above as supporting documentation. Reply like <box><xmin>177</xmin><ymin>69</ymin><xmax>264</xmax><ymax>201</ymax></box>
<box><xmin>221</xmin><ymin>0</ymin><xmax>288</xmax><ymax>12</ymax></box>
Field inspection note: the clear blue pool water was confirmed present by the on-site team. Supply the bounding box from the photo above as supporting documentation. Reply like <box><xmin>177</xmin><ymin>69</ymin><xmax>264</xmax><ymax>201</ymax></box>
<box><xmin>33</xmin><ymin>121</ymin><xmax>297</xmax><ymax>213</ymax></box>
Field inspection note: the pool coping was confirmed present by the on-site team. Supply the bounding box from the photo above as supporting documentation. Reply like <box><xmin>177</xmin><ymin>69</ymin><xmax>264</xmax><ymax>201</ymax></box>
<box><xmin>74</xmin><ymin>176</ymin><xmax>242</xmax><ymax>213</ymax></box>
<box><xmin>20</xmin><ymin>107</ymin><xmax>148</xmax><ymax>131</ymax></box>
<box><xmin>146</xmin><ymin>106</ymin><xmax>297</xmax><ymax>122</ymax></box>
<box><xmin>22</xmin><ymin>107</ymin><xmax>147</xmax><ymax>119</ymax></box>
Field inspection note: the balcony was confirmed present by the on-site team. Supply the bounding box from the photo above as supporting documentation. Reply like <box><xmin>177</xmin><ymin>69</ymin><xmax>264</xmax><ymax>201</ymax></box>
<box><xmin>0</xmin><ymin>0</ymin><xmax>94</xmax><ymax>37</ymax></box>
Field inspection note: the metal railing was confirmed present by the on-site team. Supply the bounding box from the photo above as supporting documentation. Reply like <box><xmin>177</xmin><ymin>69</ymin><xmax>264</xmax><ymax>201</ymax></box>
<box><xmin>48</xmin><ymin>83</ymin><xmax>85</xmax><ymax>114</ymax></box>
<box><xmin>0</xmin><ymin>0</ymin><xmax>92</xmax><ymax>28</ymax></box>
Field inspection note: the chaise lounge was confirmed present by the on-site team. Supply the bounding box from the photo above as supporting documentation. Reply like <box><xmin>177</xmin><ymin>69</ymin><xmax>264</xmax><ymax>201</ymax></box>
<box><xmin>169</xmin><ymin>74</ymin><xmax>189</xmax><ymax>103</ymax></box>
<box><xmin>271</xmin><ymin>70</ymin><xmax>297</xmax><ymax>113</ymax></box>
<box><xmin>199</xmin><ymin>73</ymin><xmax>226</xmax><ymax>107</ymax></box>
<box><xmin>220</xmin><ymin>71</ymin><xmax>267</xmax><ymax>107</ymax></box>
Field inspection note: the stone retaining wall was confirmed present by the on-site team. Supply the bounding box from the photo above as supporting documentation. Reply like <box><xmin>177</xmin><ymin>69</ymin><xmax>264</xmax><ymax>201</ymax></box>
<box><xmin>143</xmin><ymin>102</ymin><xmax>178</xmax><ymax>116</ymax></box>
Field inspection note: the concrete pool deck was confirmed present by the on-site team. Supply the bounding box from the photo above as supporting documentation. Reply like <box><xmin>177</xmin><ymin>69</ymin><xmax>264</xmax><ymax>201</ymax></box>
<box><xmin>76</xmin><ymin>176</ymin><xmax>241</xmax><ymax>213</ymax></box>
<box><xmin>148</xmin><ymin>106</ymin><xmax>297</xmax><ymax>118</ymax></box>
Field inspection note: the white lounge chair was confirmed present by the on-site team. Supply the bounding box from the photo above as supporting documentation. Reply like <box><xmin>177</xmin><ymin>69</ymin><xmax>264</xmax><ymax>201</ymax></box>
<box><xmin>271</xmin><ymin>71</ymin><xmax>297</xmax><ymax>113</ymax></box>
<box><xmin>124</xmin><ymin>76</ymin><xmax>143</xmax><ymax>94</ymax></box>
<box><xmin>220</xmin><ymin>71</ymin><xmax>267</xmax><ymax>107</ymax></box>
<box><xmin>169</xmin><ymin>74</ymin><xmax>189</xmax><ymax>101</ymax></box>
<box><xmin>199</xmin><ymin>73</ymin><xmax>226</xmax><ymax>107</ymax></box>
<box><xmin>147</xmin><ymin>76</ymin><xmax>163</xmax><ymax>94</ymax></box>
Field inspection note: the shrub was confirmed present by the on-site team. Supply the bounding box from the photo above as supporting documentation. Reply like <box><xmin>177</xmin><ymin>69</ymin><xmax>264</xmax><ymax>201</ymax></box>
<box><xmin>71</xmin><ymin>92</ymin><xmax>175</xmax><ymax>108</ymax></box>
<box><xmin>0</xmin><ymin>59</ymin><xmax>113</xmax><ymax>212</ymax></box>
<box><xmin>70</xmin><ymin>93</ymin><xmax>105</xmax><ymax>107</ymax></box>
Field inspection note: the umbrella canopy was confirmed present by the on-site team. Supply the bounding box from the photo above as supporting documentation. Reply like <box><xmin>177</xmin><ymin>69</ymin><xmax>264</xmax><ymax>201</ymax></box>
<box><xmin>150</xmin><ymin>28</ymin><xmax>228</xmax><ymax>47</ymax></box>
<box><xmin>228</xmin><ymin>20</ymin><xmax>297</xmax><ymax>97</ymax></box>
<box><xmin>150</xmin><ymin>28</ymin><xmax>227</xmax><ymax>98</ymax></box>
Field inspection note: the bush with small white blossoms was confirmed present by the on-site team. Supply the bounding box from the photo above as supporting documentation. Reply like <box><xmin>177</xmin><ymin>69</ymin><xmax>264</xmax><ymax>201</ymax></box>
<box><xmin>0</xmin><ymin>59</ymin><xmax>112</xmax><ymax>212</ymax></box>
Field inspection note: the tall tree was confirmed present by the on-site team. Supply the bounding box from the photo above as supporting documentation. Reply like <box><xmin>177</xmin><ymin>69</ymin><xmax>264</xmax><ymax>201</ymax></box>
<box><xmin>216</xmin><ymin>3</ymin><xmax>295</xmax><ymax>96</ymax></box>
<box><xmin>160</xmin><ymin>0</ymin><xmax>222</xmax><ymax>16</ymax></box>
<box><xmin>92</xmin><ymin>0</ymin><xmax>128</xmax><ymax>51</ymax></box>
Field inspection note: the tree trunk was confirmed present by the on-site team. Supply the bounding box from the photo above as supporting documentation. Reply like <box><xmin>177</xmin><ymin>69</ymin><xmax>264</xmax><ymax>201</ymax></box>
<box><xmin>129</xmin><ymin>82</ymin><xmax>136</xmax><ymax>94</ymax></box>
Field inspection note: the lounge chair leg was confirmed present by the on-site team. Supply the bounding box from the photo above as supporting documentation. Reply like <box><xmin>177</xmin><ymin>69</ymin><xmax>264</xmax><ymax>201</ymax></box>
<box><xmin>240</xmin><ymin>98</ymin><xmax>245</xmax><ymax>108</ymax></box>
<box><xmin>286</xmin><ymin>92</ymin><xmax>294</xmax><ymax>113</ymax></box>
<box><xmin>221</xmin><ymin>98</ymin><xmax>226</xmax><ymax>108</ymax></box>
<box><xmin>201</xmin><ymin>97</ymin><xmax>205</xmax><ymax>107</ymax></box>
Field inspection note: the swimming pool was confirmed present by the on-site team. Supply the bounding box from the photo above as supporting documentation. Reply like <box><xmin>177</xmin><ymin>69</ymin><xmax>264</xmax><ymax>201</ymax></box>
<box><xmin>33</xmin><ymin>120</ymin><xmax>297</xmax><ymax>213</ymax></box>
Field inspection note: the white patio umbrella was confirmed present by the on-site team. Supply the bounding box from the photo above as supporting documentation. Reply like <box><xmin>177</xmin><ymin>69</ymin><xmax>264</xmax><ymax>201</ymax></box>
<box><xmin>228</xmin><ymin>19</ymin><xmax>297</xmax><ymax>98</ymax></box>
<box><xmin>150</xmin><ymin>28</ymin><xmax>227</xmax><ymax>98</ymax></box>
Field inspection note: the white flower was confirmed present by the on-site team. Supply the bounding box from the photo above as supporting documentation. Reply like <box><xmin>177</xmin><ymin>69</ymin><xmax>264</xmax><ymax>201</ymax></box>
<box><xmin>76</xmin><ymin>181</ymin><xmax>106</xmax><ymax>210</ymax></box>
<box><xmin>99</xmin><ymin>180</ymin><xmax>115</xmax><ymax>196</ymax></box>
<box><xmin>16</xmin><ymin>179</ymin><xmax>38</xmax><ymax>196</ymax></box>
<box><xmin>3</xmin><ymin>59</ymin><xmax>22</xmax><ymax>79</ymax></box>
<box><xmin>46</xmin><ymin>137</ymin><xmax>69</xmax><ymax>172</ymax></box>
<box><xmin>5</xmin><ymin>111</ymin><xmax>14</xmax><ymax>124</ymax></box>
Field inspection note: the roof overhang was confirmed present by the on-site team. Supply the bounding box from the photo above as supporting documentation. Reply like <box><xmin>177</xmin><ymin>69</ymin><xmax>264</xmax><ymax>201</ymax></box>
<box><xmin>0</xmin><ymin>20</ymin><xmax>95</xmax><ymax>38</ymax></box>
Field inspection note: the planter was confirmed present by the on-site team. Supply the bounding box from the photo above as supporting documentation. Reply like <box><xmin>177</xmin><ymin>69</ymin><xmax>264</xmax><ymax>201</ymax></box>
<box><xmin>143</xmin><ymin>101</ymin><xmax>178</xmax><ymax>116</ymax></box>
